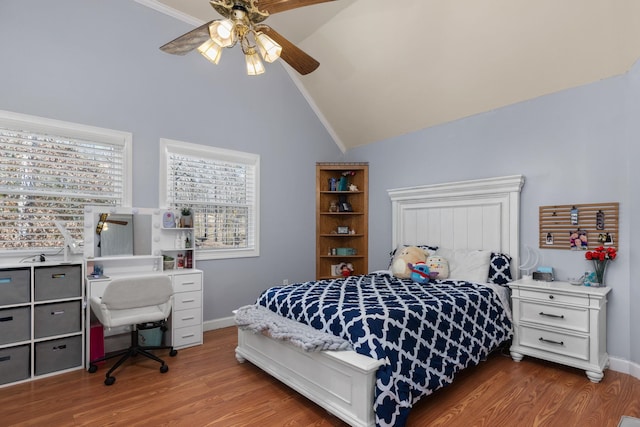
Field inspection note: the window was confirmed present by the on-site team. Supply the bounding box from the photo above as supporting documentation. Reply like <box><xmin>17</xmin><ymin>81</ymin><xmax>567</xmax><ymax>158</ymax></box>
<box><xmin>0</xmin><ymin>110</ymin><xmax>132</xmax><ymax>255</ymax></box>
<box><xmin>160</xmin><ymin>139</ymin><xmax>260</xmax><ymax>260</ymax></box>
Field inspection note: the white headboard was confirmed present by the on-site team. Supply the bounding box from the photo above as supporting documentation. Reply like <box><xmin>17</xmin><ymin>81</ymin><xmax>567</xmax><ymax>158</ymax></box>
<box><xmin>388</xmin><ymin>175</ymin><xmax>525</xmax><ymax>278</ymax></box>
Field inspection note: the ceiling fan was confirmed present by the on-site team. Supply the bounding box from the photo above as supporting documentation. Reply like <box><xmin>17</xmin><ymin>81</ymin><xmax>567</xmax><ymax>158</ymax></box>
<box><xmin>160</xmin><ymin>0</ymin><xmax>335</xmax><ymax>75</ymax></box>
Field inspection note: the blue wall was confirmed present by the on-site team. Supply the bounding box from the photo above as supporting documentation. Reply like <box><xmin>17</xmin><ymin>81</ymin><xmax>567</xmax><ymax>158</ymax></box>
<box><xmin>1</xmin><ymin>0</ymin><xmax>637</xmax><ymax>365</ymax></box>
<box><xmin>0</xmin><ymin>0</ymin><xmax>342</xmax><ymax>321</ymax></box>
<box><xmin>348</xmin><ymin>63</ymin><xmax>639</xmax><ymax>365</ymax></box>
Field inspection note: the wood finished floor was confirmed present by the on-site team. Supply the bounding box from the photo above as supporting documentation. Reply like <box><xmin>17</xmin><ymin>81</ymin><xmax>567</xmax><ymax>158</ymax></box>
<box><xmin>1</xmin><ymin>327</ymin><xmax>639</xmax><ymax>426</ymax></box>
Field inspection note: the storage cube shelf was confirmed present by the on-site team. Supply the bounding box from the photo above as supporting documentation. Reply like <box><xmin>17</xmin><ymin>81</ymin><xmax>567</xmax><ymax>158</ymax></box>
<box><xmin>0</xmin><ymin>263</ymin><xmax>84</xmax><ymax>387</ymax></box>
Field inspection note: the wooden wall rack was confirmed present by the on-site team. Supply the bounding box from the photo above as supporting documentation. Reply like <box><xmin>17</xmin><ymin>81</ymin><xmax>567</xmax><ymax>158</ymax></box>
<box><xmin>539</xmin><ymin>202</ymin><xmax>619</xmax><ymax>250</ymax></box>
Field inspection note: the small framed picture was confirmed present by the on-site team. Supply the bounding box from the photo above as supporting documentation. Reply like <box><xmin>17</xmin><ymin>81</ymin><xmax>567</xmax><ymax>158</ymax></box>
<box><xmin>545</xmin><ymin>233</ymin><xmax>554</xmax><ymax>245</ymax></box>
<box><xmin>337</xmin><ymin>226</ymin><xmax>349</xmax><ymax>234</ymax></box>
<box><xmin>331</xmin><ymin>264</ymin><xmax>342</xmax><ymax>276</ymax></box>
<box><xmin>599</xmin><ymin>232</ymin><xmax>614</xmax><ymax>245</ymax></box>
<box><xmin>163</xmin><ymin>211</ymin><xmax>176</xmax><ymax>228</ymax></box>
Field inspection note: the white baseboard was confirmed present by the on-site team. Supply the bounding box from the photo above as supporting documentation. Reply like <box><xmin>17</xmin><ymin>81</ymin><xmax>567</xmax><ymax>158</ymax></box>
<box><xmin>608</xmin><ymin>356</ymin><xmax>640</xmax><ymax>381</ymax></box>
<box><xmin>204</xmin><ymin>316</ymin><xmax>235</xmax><ymax>331</ymax></box>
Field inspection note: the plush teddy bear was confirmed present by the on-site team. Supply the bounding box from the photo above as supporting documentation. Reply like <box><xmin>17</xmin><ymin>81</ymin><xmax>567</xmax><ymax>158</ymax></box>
<box><xmin>391</xmin><ymin>246</ymin><xmax>429</xmax><ymax>278</ymax></box>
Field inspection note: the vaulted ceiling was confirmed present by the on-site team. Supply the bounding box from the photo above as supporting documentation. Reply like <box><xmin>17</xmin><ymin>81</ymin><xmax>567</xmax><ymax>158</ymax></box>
<box><xmin>140</xmin><ymin>0</ymin><xmax>640</xmax><ymax>151</ymax></box>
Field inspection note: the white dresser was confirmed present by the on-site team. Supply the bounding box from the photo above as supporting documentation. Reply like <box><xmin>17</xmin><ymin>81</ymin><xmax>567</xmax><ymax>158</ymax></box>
<box><xmin>509</xmin><ymin>279</ymin><xmax>611</xmax><ymax>383</ymax></box>
<box><xmin>166</xmin><ymin>270</ymin><xmax>203</xmax><ymax>349</ymax></box>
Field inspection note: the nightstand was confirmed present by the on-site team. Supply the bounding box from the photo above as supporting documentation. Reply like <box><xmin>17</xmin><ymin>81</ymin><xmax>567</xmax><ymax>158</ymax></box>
<box><xmin>508</xmin><ymin>278</ymin><xmax>611</xmax><ymax>383</ymax></box>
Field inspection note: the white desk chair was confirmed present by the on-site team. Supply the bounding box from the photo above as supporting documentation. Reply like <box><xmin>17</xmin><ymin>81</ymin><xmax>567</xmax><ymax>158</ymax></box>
<box><xmin>88</xmin><ymin>274</ymin><xmax>177</xmax><ymax>385</ymax></box>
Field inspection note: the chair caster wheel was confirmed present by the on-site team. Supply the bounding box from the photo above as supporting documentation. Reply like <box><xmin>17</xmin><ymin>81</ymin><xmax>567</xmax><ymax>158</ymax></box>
<box><xmin>104</xmin><ymin>376</ymin><xmax>116</xmax><ymax>386</ymax></box>
<box><xmin>160</xmin><ymin>364</ymin><xmax>169</xmax><ymax>374</ymax></box>
<box><xmin>88</xmin><ymin>364</ymin><xmax>98</xmax><ymax>373</ymax></box>
<box><xmin>169</xmin><ymin>349</ymin><xmax>178</xmax><ymax>357</ymax></box>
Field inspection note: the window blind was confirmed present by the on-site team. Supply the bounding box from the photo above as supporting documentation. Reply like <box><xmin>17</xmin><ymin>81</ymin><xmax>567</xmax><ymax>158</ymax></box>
<box><xmin>163</xmin><ymin>140</ymin><xmax>259</xmax><ymax>258</ymax></box>
<box><xmin>0</xmin><ymin>124</ymin><xmax>127</xmax><ymax>251</ymax></box>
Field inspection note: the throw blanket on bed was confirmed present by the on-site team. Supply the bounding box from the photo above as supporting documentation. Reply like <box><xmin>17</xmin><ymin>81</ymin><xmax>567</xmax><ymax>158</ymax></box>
<box><xmin>235</xmin><ymin>304</ymin><xmax>353</xmax><ymax>351</ymax></box>
<box><xmin>257</xmin><ymin>273</ymin><xmax>512</xmax><ymax>427</ymax></box>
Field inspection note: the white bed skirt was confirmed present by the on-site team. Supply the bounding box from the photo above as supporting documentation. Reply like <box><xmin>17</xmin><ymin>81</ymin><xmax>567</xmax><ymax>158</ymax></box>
<box><xmin>235</xmin><ymin>328</ymin><xmax>384</xmax><ymax>427</ymax></box>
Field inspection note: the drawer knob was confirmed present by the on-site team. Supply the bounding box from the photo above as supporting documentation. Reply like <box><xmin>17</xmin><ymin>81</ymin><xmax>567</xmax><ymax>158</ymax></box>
<box><xmin>539</xmin><ymin>312</ymin><xmax>564</xmax><ymax>319</ymax></box>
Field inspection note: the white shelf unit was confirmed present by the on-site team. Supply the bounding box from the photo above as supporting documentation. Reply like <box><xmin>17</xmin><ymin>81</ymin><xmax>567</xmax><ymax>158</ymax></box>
<box><xmin>155</xmin><ymin>226</ymin><xmax>196</xmax><ymax>271</ymax></box>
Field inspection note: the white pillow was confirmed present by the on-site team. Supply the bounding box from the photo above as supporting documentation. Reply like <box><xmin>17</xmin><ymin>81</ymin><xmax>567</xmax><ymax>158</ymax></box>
<box><xmin>435</xmin><ymin>248</ymin><xmax>492</xmax><ymax>283</ymax></box>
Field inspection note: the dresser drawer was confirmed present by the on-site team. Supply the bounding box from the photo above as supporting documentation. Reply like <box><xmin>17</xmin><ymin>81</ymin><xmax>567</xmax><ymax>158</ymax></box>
<box><xmin>519</xmin><ymin>325</ymin><xmax>589</xmax><ymax>361</ymax></box>
<box><xmin>172</xmin><ymin>307</ymin><xmax>201</xmax><ymax>329</ymax></box>
<box><xmin>519</xmin><ymin>300</ymin><xmax>589</xmax><ymax>333</ymax></box>
<box><xmin>173</xmin><ymin>273</ymin><xmax>201</xmax><ymax>293</ymax></box>
<box><xmin>173</xmin><ymin>324</ymin><xmax>202</xmax><ymax>348</ymax></box>
<box><xmin>173</xmin><ymin>290</ymin><xmax>201</xmax><ymax>311</ymax></box>
<box><xmin>520</xmin><ymin>289</ymin><xmax>588</xmax><ymax>306</ymax></box>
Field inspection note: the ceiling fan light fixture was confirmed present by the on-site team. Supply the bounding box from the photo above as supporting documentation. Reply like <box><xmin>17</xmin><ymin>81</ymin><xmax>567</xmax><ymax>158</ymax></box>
<box><xmin>256</xmin><ymin>32</ymin><xmax>282</xmax><ymax>63</ymax></box>
<box><xmin>197</xmin><ymin>39</ymin><xmax>223</xmax><ymax>64</ymax></box>
<box><xmin>245</xmin><ymin>48</ymin><xmax>265</xmax><ymax>76</ymax></box>
<box><xmin>209</xmin><ymin>19</ymin><xmax>235</xmax><ymax>47</ymax></box>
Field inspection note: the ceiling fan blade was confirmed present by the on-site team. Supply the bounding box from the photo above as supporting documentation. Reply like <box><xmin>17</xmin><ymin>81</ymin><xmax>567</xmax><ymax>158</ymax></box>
<box><xmin>262</xmin><ymin>27</ymin><xmax>319</xmax><ymax>75</ymax></box>
<box><xmin>258</xmin><ymin>0</ymin><xmax>336</xmax><ymax>15</ymax></box>
<box><xmin>160</xmin><ymin>21</ymin><xmax>213</xmax><ymax>55</ymax></box>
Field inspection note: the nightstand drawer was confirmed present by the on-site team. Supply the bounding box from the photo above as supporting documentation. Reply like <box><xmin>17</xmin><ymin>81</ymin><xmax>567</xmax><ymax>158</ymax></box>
<box><xmin>519</xmin><ymin>325</ymin><xmax>589</xmax><ymax>361</ymax></box>
<box><xmin>520</xmin><ymin>289</ymin><xmax>588</xmax><ymax>306</ymax></box>
<box><xmin>520</xmin><ymin>301</ymin><xmax>589</xmax><ymax>333</ymax></box>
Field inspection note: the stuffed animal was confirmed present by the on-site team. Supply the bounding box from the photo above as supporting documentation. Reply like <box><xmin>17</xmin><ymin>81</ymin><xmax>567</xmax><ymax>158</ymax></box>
<box><xmin>408</xmin><ymin>262</ymin><xmax>432</xmax><ymax>284</ymax></box>
<box><xmin>340</xmin><ymin>262</ymin><xmax>354</xmax><ymax>278</ymax></box>
<box><xmin>391</xmin><ymin>246</ymin><xmax>429</xmax><ymax>278</ymax></box>
<box><xmin>426</xmin><ymin>255</ymin><xmax>449</xmax><ymax>279</ymax></box>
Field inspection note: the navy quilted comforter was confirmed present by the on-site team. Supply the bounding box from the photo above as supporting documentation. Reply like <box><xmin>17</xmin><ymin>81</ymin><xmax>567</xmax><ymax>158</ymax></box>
<box><xmin>257</xmin><ymin>273</ymin><xmax>512</xmax><ymax>427</ymax></box>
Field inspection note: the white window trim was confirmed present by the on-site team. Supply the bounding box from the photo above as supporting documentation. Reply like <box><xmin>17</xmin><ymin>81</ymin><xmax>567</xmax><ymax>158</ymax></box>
<box><xmin>0</xmin><ymin>110</ymin><xmax>133</xmax><ymax>205</ymax></box>
<box><xmin>159</xmin><ymin>138</ymin><xmax>260</xmax><ymax>260</ymax></box>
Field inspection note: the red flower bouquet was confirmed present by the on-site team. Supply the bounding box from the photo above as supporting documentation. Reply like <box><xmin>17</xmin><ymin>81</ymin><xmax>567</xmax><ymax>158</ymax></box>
<box><xmin>585</xmin><ymin>246</ymin><xmax>617</xmax><ymax>285</ymax></box>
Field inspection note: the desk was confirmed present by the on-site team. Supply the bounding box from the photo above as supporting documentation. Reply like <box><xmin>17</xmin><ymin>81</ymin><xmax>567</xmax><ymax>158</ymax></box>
<box><xmin>85</xmin><ymin>269</ymin><xmax>203</xmax><ymax>367</ymax></box>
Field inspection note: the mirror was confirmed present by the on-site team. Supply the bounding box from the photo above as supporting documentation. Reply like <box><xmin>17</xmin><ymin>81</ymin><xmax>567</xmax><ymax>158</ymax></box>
<box><xmin>98</xmin><ymin>214</ymin><xmax>133</xmax><ymax>256</ymax></box>
<box><xmin>84</xmin><ymin>206</ymin><xmax>157</xmax><ymax>258</ymax></box>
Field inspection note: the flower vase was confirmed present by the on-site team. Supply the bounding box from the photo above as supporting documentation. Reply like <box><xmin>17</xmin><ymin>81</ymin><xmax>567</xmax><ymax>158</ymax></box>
<box><xmin>593</xmin><ymin>260</ymin><xmax>607</xmax><ymax>287</ymax></box>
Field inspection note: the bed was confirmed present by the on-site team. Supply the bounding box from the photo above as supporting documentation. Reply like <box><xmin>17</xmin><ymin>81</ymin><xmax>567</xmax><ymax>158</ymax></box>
<box><xmin>235</xmin><ymin>175</ymin><xmax>525</xmax><ymax>427</ymax></box>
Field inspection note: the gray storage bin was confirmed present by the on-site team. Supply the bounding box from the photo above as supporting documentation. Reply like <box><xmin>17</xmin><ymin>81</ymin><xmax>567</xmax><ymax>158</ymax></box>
<box><xmin>34</xmin><ymin>265</ymin><xmax>81</xmax><ymax>301</ymax></box>
<box><xmin>0</xmin><ymin>345</ymin><xmax>30</xmax><ymax>385</ymax></box>
<box><xmin>35</xmin><ymin>335</ymin><xmax>82</xmax><ymax>375</ymax></box>
<box><xmin>0</xmin><ymin>306</ymin><xmax>31</xmax><ymax>345</ymax></box>
<box><xmin>0</xmin><ymin>268</ymin><xmax>31</xmax><ymax>305</ymax></box>
<box><xmin>34</xmin><ymin>301</ymin><xmax>81</xmax><ymax>339</ymax></box>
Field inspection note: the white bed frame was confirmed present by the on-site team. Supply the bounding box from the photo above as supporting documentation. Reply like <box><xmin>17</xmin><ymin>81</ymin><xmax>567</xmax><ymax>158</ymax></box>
<box><xmin>235</xmin><ymin>175</ymin><xmax>525</xmax><ymax>427</ymax></box>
